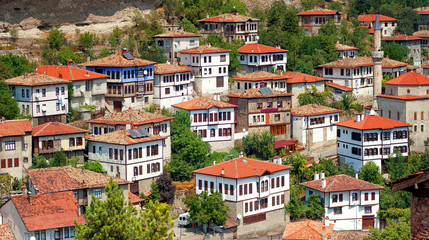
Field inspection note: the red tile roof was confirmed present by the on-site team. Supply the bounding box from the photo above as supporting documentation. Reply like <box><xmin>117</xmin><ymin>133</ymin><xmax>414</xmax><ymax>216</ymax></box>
<box><xmin>382</xmin><ymin>58</ymin><xmax>408</xmax><ymax>68</ymax></box>
<box><xmin>88</xmin><ymin>109</ymin><xmax>174</xmax><ymax>126</ymax></box>
<box><xmin>238</xmin><ymin>44</ymin><xmax>288</xmax><ymax>54</ymax></box>
<box><xmin>274</xmin><ymin>139</ymin><xmax>298</xmax><ymax>149</ymax></box>
<box><xmin>319</xmin><ymin>56</ymin><xmax>373</xmax><ymax>68</ymax></box>
<box><xmin>27</xmin><ymin>166</ymin><xmax>130</xmax><ymax>194</ymax></box>
<box><xmin>233</xmin><ymin>71</ymin><xmax>289</xmax><ymax>82</ymax></box>
<box><xmin>172</xmin><ymin>96</ymin><xmax>237</xmax><ymax>110</ymax></box>
<box><xmin>292</xmin><ymin>104</ymin><xmax>341</xmax><ymax>117</ymax></box>
<box><xmin>334</xmin><ymin>114</ymin><xmax>410</xmax><ymax>130</ymax></box>
<box><xmin>301</xmin><ymin>174</ymin><xmax>383</xmax><ymax>193</ymax></box>
<box><xmin>35</xmin><ymin>65</ymin><xmax>108</xmax><ymax>81</ymax></box>
<box><xmin>32</xmin><ymin>121</ymin><xmax>88</xmax><ymax>137</ymax></box>
<box><xmin>415</xmin><ymin>7</ymin><xmax>429</xmax><ymax>15</ymax></box>
<box><xmin>282</xmin><ymin>220</ymin><xmax>334</xmax><ymax>240</ymax></box>
<box><xmin>10</xmin><ymin>191</ymin><xmax>85</xmax><ymax>231</ymax></box>
<box><xmin>88</xmin><ymin>129</ymin><xmax>166</xmax><ymax>145</ymax></box>
<box><xmin>154</xmin><ymin>30</ymin><xmax>200</xmax><ymax>38</ymax></box>
<box><xmin>80</xmin><ymin>53</ymin><xmax>155</xmax><ymax>67</ymax></box>
<box><xmin>382</xmin><ymin>34</ymin><xmax>422</xmax><ymax>41</ymax></box>
<box><xmin>193</xmin><ymin>157</ymin><xmax>292</xmax><ymax>179</ymax></box>
<box><xmin>358</xmin><ymin>14</ymin><xmax>397</xmax><ymax>22</ymax></box>
<box><xmin>413</xmin><ymin>30</ymin><xmax>429</xmax><ymax>38</ymax></box>
<box><xmin>0</xmin><ymin>224</ymin><xmax>15</xmax><ymax>240</ymax></box>
<box><xmin>154</xmin><ymin>63</ymin><xmax>194</xmax><ymax>75</ymax></box>
<box><xmin>326</xmin><ymin>82</ymin><xmax>353</xmax><ymax>91</ymax></box>
<box><xmin>335</xmin><ymin>43</ymin><xmax>358</xmax><ymax>51</ymax></box>
<box><xmin>228</xmin><ymin>88</ymin><xmax>293</xmax><ymax>99</ymax></box>
<box><xmin>284</xmin><ymin>71</ymin><xmax>326</xmax><ymax>84</ymax></box>
<box><xmin>378</xmin><ymin>94</ymin><xmax>429</xmax><ymax>100</ymax></box>
<box><xmin>384</xmin><ymin>72</ymin><xmax>429</xmax><ymax>86</ymax></box>
<box><xmin>179</xmin><ymin>45</ymin><xmax>231</xmax><ymax>54</ymax></box>
<box><xmin>0</xmin><ymin>120</ymin><xmax>32</xmax><ymax>137</ymax></box>
<box><xmin>421</xmin><ymin>63</ymin><xmax>429</xmax><ymax>69</ymax></box>
<box><xmin>198</xmin><ymin>12</ymin><xmax>260</xmax><ymax>23</ymax></box>
<box><xmin>5</xmin><ymin>73</ymin><xmax>70</xmax><ymax>86</ymax></box>
<box><xmin>297</xmin><ymin>7</ymin><xmax>340</xmax><ymax>16</ymax></box>
<box><xmin>128</xmin><ymin>192</ymin><xmax>144</xmax><ymax>204</ymax></box>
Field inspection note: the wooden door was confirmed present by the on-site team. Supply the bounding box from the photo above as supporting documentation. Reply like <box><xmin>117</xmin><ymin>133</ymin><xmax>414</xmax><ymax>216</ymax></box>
<box><xmin>113</xmin><ymin>101</ymin><xmax>122</xmax><ymax>112</ymax></box>
<box><xmin>362</xmin><ymin>215</ymin><xmax>375</xmax><ymax>230</ymax></box>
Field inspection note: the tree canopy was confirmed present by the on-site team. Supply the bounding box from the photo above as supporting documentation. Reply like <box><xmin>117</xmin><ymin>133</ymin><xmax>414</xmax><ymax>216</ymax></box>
<box><xmin>183</xmin><ymin>191</ymin><xmax>229</xmax><ymax>226</ymax></box>
<box><xmin>242</xmin><ymin>131</ymin><xmax>275</xmax><ymax>160</ymax></box>
<box><xmin>358</xmin><ymin>162</ymin><xmax>384</xmax><ymax>185</ymax></box>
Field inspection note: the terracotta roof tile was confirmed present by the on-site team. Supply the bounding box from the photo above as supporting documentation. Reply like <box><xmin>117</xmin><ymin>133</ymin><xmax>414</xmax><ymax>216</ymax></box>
<box><xmin>228</xmin><ymin>88</ymin><xmax>293</xmax><ymax>99</ymax></box>
<box><xmin>154</xmin><ymin>63</ymin><xmax>195</xmax><ymax>75</ymax></box>
<box><xmin>172</xmin><ymin>96</ymin><xmax>237</xmax><ymax>110</ymax></box>
<box><xmin>274</xmin><ymin>139</ymin><xmax>298</xmax><ymax>149</ymax></box>
<box><xmin>284</xmin><ymin>71</ymin><xmax>327</xmax><ymax>84</ymax></box>
<box><xmin>27</xmin><ymin>166</ymin><xmax>130</xmax><ymax>194</ymax></box>
<box><xmin>335</xmin><ymin>43</ymin><xmax>358</xmax><ymax>51</ymax></box>
<box><xmin>422</xmin><ymin>63</ymin><xmax>429</xmax><ymax>69</ymax></box>
<box><xmin>224</xmin><ymin>217</ymin><xmax>238</xmax><ymax>229</ymax></box>
<box><xmin>238</xmin><ymin>44</ymin><xmax>289</xmax><ymax>54</ymax></box>
<box><xmin>234</xmin><ymin>71</ymin><xmax>289</xmax><ymax>81</ymax></box>
<box><xmin>10</xmin><ymin>191</ymin><xmax>85</xmax><ymax>231</ymax></box>
<box><xmin>5</xmin><ymin>73</ymin><xmax>70</xmax><ymax>86</ymax></box>
<box><xmin>319</xmin><ymin>56</ymin><xmax>407</xmax><ymax>68</ymax></box>
<box><xmin>154</xmin><ymin>30</ymin><xmax>200</xmax><ymax>38</ymax></box>
<box><xmin>80</xmin><ymin>53</ymin><xmax>155</xmax><ymax>67</ymax></box>
<box><xmin>301</xmin><ymin>174</ymin><xmax>384</xmax><ymax>192</ymax></box>
<box><xmin>198</xmin><ymin>12</ymin><xmax>260</xmax><ymax>23</ymax></box>
<box><xmin>128</xmin><ymin>192</ymin><xmax>144</xmax><ymax>204</ymax></box>
<box><xmin>297</xmin><ymin>7</ymin><xmax>341</xmax><ymax>16</ymax></box>
<box><xmin>326</xmin><ymin>82</ymin><xmax>353</xmax><ymax>91</ymax></box>
<box><xmin>32</xmin><ymin>122</ymin><xmax>88</xmax><ymax>137</ymax></box>
<box><xmin>382</xmin><ymin>34</ymin><xmax>422</xmax><ymax>41</ymax></box>
<box><xmin>282</xmin><ymin>220</ymin><xmax>334</xmax><ymax>240</ymax></box>
<box><xmin>0</xmin><ymin>224</ymin><xmax>15</xmax><ymax>240</ymax></box>
<box><xmin>407</xmin><ymin>65</ymin><xmax>418</xmax><ymax>70</ymax></box>
<box><xmin>179</xmin><ymin>45</ymin><xmax>231</xmax><ymax>54</ymax></box>
<box><xmin>382</xmin><ymin>58</ymin><xmax>408</xmax><ymax>68</ymax></box>
<box><xmin>88</xmin><ymin>129</ymin><xmax>166</xmax><ymax>145</ymax></box>
<box><xmin>378</xmin><ymin>94</ymin><xmax>429</xmax><ymax>100</ymax></box>
<box><xmin>292</xmin><ymin>104</ymin><xmax>341</xmax><ymax>116</ymax></box>
<box><xmin>193</xmin><ymin>157</ymin><xmax>292</xmax><ymax>179</ymax></box>
<box><xmin>334</xmin><ymin>115</ymin><xmax>410</xmax><ymax>130</ymax></box>
<box><xmin>385</xmin><ymin>72</ymin><xmax>429</xmax><ymax>86</ymax></box>
<box><xmin>387</xmin><ymin>167</ymin><xmax>429</xmax><ymax>190</ymax></box>
<box><xmin>0</xmin><ymin>120</ymin><xmax>32</xmax><ymax>137</ymax></box>
<box><xmin>415</xmin><ymin>7</ymin><xmax>429</xmax><ymax>15</ymax></box>
<box><xmin>88</xmin><ymin>109</ymin><xmax>174</xmax><ymax>125</ymax></box>
<box><xmin>358</xmin><ymin>14</ymin><xmax>397</xmax><ymax>22</ymax></box>
<box><xmin>35</xmin><ymin>66</ymin><xmax>108</xmax><ymax>81</ymax></box>
<box><xmin>413</xmin><ymin>30</ymin><xmax>429</xmax><ymax>38</ymax></box>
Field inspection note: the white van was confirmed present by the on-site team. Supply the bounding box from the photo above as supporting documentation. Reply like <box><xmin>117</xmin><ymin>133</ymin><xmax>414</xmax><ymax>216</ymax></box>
<box><xmin>178</xmin><ymin>212</ymin><xmax>190</xmax><ymax>226</ymax></box>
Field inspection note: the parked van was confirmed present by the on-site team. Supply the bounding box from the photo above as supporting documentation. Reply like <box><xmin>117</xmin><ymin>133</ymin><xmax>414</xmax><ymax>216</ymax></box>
<box><xmin>178</xmin><ymin>212</ymin><xmax>190</xmax><ymax>226</ymax></box>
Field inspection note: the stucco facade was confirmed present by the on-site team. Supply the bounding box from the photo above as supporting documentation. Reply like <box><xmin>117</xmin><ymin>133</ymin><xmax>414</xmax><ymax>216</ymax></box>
<box><xmin>298</xmin><ymin>6</ymin><xmax>341</xmax><ymax>35</ymax></box>
<box><xmin>154</xmin><ymin>30</ymin><xmax>200</xmax><ymax>64</ymax></box>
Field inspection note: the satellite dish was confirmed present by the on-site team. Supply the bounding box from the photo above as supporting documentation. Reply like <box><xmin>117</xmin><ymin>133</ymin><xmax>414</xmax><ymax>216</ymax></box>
<box><xmin>237</xmin><ymin>214</ymin><xmax>242</xmax><ymax>220</ymax></box>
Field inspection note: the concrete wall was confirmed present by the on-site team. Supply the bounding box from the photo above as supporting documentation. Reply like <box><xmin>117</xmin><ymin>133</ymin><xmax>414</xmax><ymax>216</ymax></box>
<box><xmin>0</xmin><ymin>133</ymin><xmax>32</xmax><ymax>179</ymax></box>
<box><xmin>154</xmin><ymin>36</ymin><xmax>200</xmax><ymax>63</ymax></box>
<box><xmin>0</xmin><ymin>199</ymin><xmax>27</xmax><ymax>240</ymax></box>
<box><xmin>322</xmin><ymin>66</ymin><xmax>373</xmax><ymax>97</ymax></box>
<box><xmin>71</xmin><ymin>78</ymin><xmax>107</xmax><ymax>110</ymax></box>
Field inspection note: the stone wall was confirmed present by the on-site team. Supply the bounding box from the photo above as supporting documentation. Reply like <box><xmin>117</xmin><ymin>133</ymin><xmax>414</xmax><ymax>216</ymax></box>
<box><xmin>411</xmin><ymin>191</ymin><xmax>429</xmax><ymax>240</ymax></box>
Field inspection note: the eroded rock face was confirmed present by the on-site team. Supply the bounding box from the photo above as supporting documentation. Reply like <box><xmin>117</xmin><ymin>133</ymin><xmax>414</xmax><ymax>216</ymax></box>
<box><xmin>0</xmin><ymin>0</ymin><xmax>162</xmax><ymax>33</ymax></box>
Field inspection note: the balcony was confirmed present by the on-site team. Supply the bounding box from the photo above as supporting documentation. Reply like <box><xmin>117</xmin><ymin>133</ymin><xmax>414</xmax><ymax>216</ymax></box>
<box><xmin>38</xmin><ymin>146</ymin><xmax>63</xmax><ymax>154</ymax></box>
<box><xmin>78</xmin><ymin>197</ymin><xmax>88</xmax><ymax>206</ymax></box>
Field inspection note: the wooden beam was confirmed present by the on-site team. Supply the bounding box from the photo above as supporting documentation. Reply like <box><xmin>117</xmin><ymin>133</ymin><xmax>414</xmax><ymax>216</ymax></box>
<box><xmin>391</xmin><ymin>172</ymin><xmax>429</xmax><ymax>192</ymax></box>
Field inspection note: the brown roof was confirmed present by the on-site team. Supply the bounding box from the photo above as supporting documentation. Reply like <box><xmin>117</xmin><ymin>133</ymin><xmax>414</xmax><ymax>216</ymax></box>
<box><xmin>297</xmin><ymin>6</ymin><xmax>341</xmax><ymax>16</ymax></box>
<box><xmin>198</xmin><ymin>12</ymin><xmax>260</xmax><ymax>23</ymax></box>
<box><xmin>282</xmin><ymin>220</ymin><xmax>334</xmax><ymax>240</ymax></box>
<box><xmin>319</xmin><ymin>56</ymin><xmax>407</xmax><ymax>68</ymax></box>
<box><xmin>228</xmin><ymin>88</ymin><xmax>293</xmax><ymax>99</ymax></box>
<box><xmin>172</xmin><ymin>96</ymin><xmax>237</xmax><ymax>110</ymax></box>
<box><xmin>32</xmin><ymin>121</ymin><xmax>88</xmax><ymax>137</ymax></box>
<box><xmin>385</xmin><ymin>71</ymin><xmax>429</xmax><ymax>86</ymax></box>
<box><xmin>0</xmin><ymin>120</ymin><xmax>32</xmax><ymax>137</ymax></box>
<box><xmin>80</xmin><ymin>53</ymin><xmax>155</xmax><ymax>67</ymax></box>
<box><xmin>88</xmin><ymin>129</ymin><xmax>166</xmax><ymax>145</ymax></box>
<box><xmin>238</xmin><ymin>43</ymin><xmax>289</xmax><ymax>54</ymax></box>
<box><xmin>335</xmin><ymin>43</ymin><xmax>358</xmax><ymax>51</ymax></box>
<box><xmin>193</xmin><ymin>157</ymin><xmax>292</xmax><ymax>179</ymax></box>
<box><xmin>292</xmin><ymin>104</ymin><xmax>341</xmax><ymax>116</ymax></box>
<box><xmin>358</xmin><ymin>14</ymin><xmax>397</xmax><ymax>22</ymax></box>
<box><xmin>36</xmin><ymin>65</ymin><xmax>108</xmax><ymax>81</ymax></box>
<box><xmin>88</xmin><ymin>109</ymin><xmax>174</xmax><ymax>126</ymax></box>
<box><xmin>5</xmin><ymin>73</ymin><xmax>70</xmax><ymax>86</ymax></box>
<box><xmin>154</xmin><ymin>30</ymin><xmax>200</xmax><ymax>38</ymax></box>
<box><xmin>0</xmin><ymin>224</ymin><xmax>15</xmax><ymax>240</ymax></box>
<box><xmin>326</xmin><ymin>82</ymin><xmax>353</xmax><ymax>91</ymax></box>
<box><xmin>10</xmin><ymin>191</ymin><xmax>85</xmax><ymax>231</ymax></box>
<box><xmin>179</xmin><ymin>45</ymin><xmax>231</xmax><ymax>54</ymax></box>
<box><xmin>382</xmin><ymin>58</ymin><xmax>408</xmax><ymax>68</ymax></box>
<box><xmin>233</xmin><ymin>71</ymin><xmax>289</xmax><ymax>81</ymax></box>
<box><xmin>334</xmin><ymin>114</ymin><xmax>410</xmax><ymax>130</ymax></box>
<box><xmin>128</xmin><ymin>192</ymin><xmax>144</xmax><ymax>204</ymax></box>
<box><xmin>387</xmin><ymin>166</ymin><xmax>429</xmax><ymax>192</ymax></box>
<box><xmin>415</xmin><ymin>6</ymin><xmax>429</xmax><ymax>15</ymax></box>
<box><xmin>301</xmin><ymin>174</ymin><xmax>384</xmax><ymax>192</ymax></box>
<box><xmin>154</xmin><ymin>63</ymin><xmax>194</xmax><ymax>75</ymax></box>
<box><xmin>27</xmin><ymin>166</ymin><xmax>130</xmax><ymax>194</ymax></box>
<box><xmin>413</xmin><ymin>30</ymin><xmax>429</xmax><ymax>38</ymax></box>
<box><xmin>382</xmin><ymin>34</ymin><xmax>422</xmax><ymax>41</ymax></box>
<box><xmin>284</xmin><ymin>71</ymin><xmax>326</xmax><ymax>84</ymax></box>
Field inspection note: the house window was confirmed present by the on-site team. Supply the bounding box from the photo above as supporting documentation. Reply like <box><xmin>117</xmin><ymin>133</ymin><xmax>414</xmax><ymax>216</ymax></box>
<box><xmin>165</xmin><ymin>88</ymin><xmax>170</xmax><ymax>95</ymax></box>
<box><xmin>239</xmin><ymin>185</ymin><xmax>243</xmax><ymax>196</ymax></box>
<box><xmin>198</xmin><ymin>180</ymin><xmax>202</xmax><ymax>190</ymax></box>
<box><xmin>364</xmin><ymin>192</ymin><xmax>369</xmax><ymax>201</ymax></box>
<box><xmin>69</xmin><ymin>138</ymin><xmax>75</xmax><ymax>147</ymax></box>
<box><xmin>365</xmin><ymin>206</ymin><xmax>372</xmax><ymax>213</ymax></box>
<box><xmin>204</xmin><ymin>181</ymin><xmax>208</xmax><ymax>191</ymax></box>
<box><xmin>230</xmin><ymin>185</ymin><xmax>234</xmax><ymax>195</ymax></box>
<box><xmin>352</xmin><ymin>193</ymin><xmax>358</xmax><ymax>201</ymax></box>
<box><xmin>332</xmin><ymin>194</ymin><xmax>338</xmax><ymax>203</ymax></box>
<box><xmin>224</xmin><ymin>184</ymin><xmax>228</xmax><ymax>195</ymax></box>
<box><xmin>76</xmin><ymin>137</ymin><xmax>83</xmax><ymax>146</ymax></box>
<box><xmin>334</xmin><ymin>207</ymin><xmax>342</xmax><ymax>215</ymax></box>
<box><xmin>220</xmin><ymin>55</ymin><xmax>226</xmax><ymax>62</ymax></box>
<box><xmin>42</xmin><ymin>88</ymin><xmax>46</xmax><ymax>97</ymax></box>
<box><xmin>371</xmin><ymin>192</ymin><xmax>375</xmax><ymax>200</ymax></box>
<box><xmin>5</xmin><ymin>141</ymin><xmax>15</xmax><ymax>151</ymax></box>
<box><xmin>93</xmin><ymin>189</ymin><xmax>102</xmax><ymax>198</ymax></box>
<box><xmin>281</xmin><ymin>176</ymin><xmax>285</xmax><ymax>187</ymax></box>
<box><xmin>216</xmin><ymin>77</ymin><xmax>224</xmax><ymax>88</ymax></box>
<box><xmin>339</xmin><ymin>193</ymin><xmax>343</xmax><ymax>202</ymax></box>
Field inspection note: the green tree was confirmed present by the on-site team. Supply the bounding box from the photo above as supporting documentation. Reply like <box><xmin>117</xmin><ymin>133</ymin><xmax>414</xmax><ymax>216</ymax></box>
<box><xmin>0</xmin><ymin>88</ymin><xmax>19</xmax><ymax>119</ymax></box>
<box><xmin>47</xmin><ymin>28</ymin><xmax>66</xmax><ymax>50</ymax></box>
<box><xmin>0</xmin><ymin>174</ymin><xmax>12</xmax><ymax>203</ymax></box>
<box><xmin>305</xmin><ymin>193</ymin><xmax>325</xmax><ymax>220</ymax></box>
<box><xmin>267</xmin><ymin>0</ymin><xmax>299</xmax><ymax>34</ymax></box>
<box><xmin>285</xmin><ymin>185</ymin><xmax>306</xmax><ymax>220</ymax></box>
<box><xmin>12</xmin><ymin>177</ymin><xmax>25</xmax><ymax>191</ymax></box>
<box><xmin>301</xmin><ymin>0</ymin><xmax>315</xmax><ymax>11</ymax></box>
<box><xmin>98</xmin><ymin>48</ymin><xmax>111</xmax><ymax>58</ymax></box>
<box><xmin>146</xmin><ymin>181</ymin><xmax>160</xmax><ymax>203</ymax></box>
<box><xmin>139</xmin><ymin>200</ymin><xmax>174</xmax><ymax>240</ymax></box>
<box><xmin>83</xmin><ymin>160</ymin><xmax>106</xmax><ymax>173</ymax></box>
<box><xmin>332</xmin><ymin>92</ymin><xmax>358</xmax><ymax>111</ymax></box>
<box><xmin>178</xmin><ymin>18</ymin><xmax>199</xmax><ymax>33</ymax></box>
<box><xmin>386</xmin><ymin>151</ymin><xmax>409</xmax><ymax>181</ymax></box>
<box><xmin>30</xmin><ymin>154</ymin><xmax>49</xmax><ymax>169</ymax></box>
<box><xmin>382</xmin><ymin>42</ymin><xmax>409</xmax><ymax>62</ymax></box>
<box><xmin>156</xmin><ymin>172</ymin><xmax>176</xmax><ymax>204</ymax></box>
<box><xmin>183</xmin><ymin>191</ymin><xmax>229</xmax><ymax>227</ymax></box>
<box><xmin>8</xmin><ymin>28</ymin><xmax>18</xmax><ymax>44</ymax></box>
<box><xmin>78</xmin><ymin>32</ymin><xmax>95</xmax><ymax>52</ymax></box>
<box><xmin>365</xmin><ymin>217</ymin><xmax>410</xmax><ymax>240</ymax></box>
<box><xmin>380</xmin><ymin>187</ymin><xmax>410</xmax><ymax>210</ymax></box>
<box><xmin>108</xmin><ymin>27</ymin><xmax>123</xmax><ymax>49</ymax></box>
<box><xmin>297</xmin><ymin>85</ymin><xmax>331</xmax><ymax>106</ymax></box>
<box><xmin>242</xmin><ymin>131</ymin><xmax>275</xmax><ymax>160</ymax></box>
<box><xmin>312</xmin><ymin>158</ymin><xmax>339</xmax><ymax>177</ymax></box>
<box><xmin>0</xmin><ymin>54</ymin><xmax>36</xmax><ymax>77</ymax></box>
<box><xmin>50</xmin><ymin>152</ymin><xmax>67</xmax><ymax>167</ymax></box>
<box><xmin>283</xmin><ymin>152</ymin><xmax>311</xmax><ymax>183</ymax></box>
<box><xmin>396</xmin><ymin>7</ymin><xmax>421</xmax><ymax>35</ymax></box>
<box><xmin>0</xmin><ymin>62</ymin><xmax>13</xmax><ymax>81</ymax></box>
<box><xmin>220</xmin><ymin>0</ymin><xmax>249</xmax><ymax>15</ymax></box>
<box><xmin>358</xmin><ymin>162</ymin><xmax>384</xmax><ymax>185</ymax></box>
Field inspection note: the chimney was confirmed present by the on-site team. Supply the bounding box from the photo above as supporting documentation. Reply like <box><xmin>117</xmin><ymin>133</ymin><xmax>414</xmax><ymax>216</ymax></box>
<box><xmin>356</xmin><ymin>112</ymin><xmax>364</xmax><ymax>122</ymax></box>
<box><xmin>0</xmin><ymin>117</ymin><xmax>5</xmax><ymax>123</ymax></box>
<box><xmin>239</xmin><ymin>151</ymin><xmax>244</xmax><ymax>157</ymax></box>
<box><xmin>206</xmin><ymin>12</ymin><xmax>210</xmax><ymax>19</ymax></box>
<box><xmin>213</xmin><ymin>160</ymin><xmax>216</xmax><ymax>165</ymax></box>
<box><xmin>21</xmin><ymin>184</ymin><xmax>26</xmax><ymax>195</ymax></box>
<box><xmin>355</xmin><ymin>172</ymin><xmax>359</xmax><ymax>179</ymax></box>
<box><xmin>67</xmin><ymin>60</ymin><xmax>73</xmax><ymax>65</ymax></box>
<box><xmin>221</xmin><ymin>168</ymin><xmax>224</xmax><ymax>176</ymax></box>
<box><xmin>322</xmin><ymin>178</ymin><xmax>326</xmax><ymax>188</ymax></box>
<box><xmin>325</xmin><ymin>216</ymin><xmax>330</xmax><ymax>227</ymax></box>
<box><xmin>320</xmin><ymin>170</ymin><xmax>325</xmax><ymax>180</ymax></box>
<box><xmin>314</xmin><ymin>172</ymin><xmax>319</xmax><ymax>180</ymax></box>
<box><xmin>28</xmin><ymin>191</ymin><xmax>32</xmax><ymax>205</ymax></box>
<box><xmin>24</xmin><ymin>73</ymin><xmax>28</xmax><ymax>78</ymax></box>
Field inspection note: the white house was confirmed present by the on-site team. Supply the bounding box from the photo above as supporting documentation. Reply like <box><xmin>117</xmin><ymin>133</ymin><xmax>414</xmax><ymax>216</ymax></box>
<box><xmin>153</xmin><ymin>63</ymin><xmax>195</xmax><ymax>109</ymax></box>
<box><xmin>5</xmin><ymin>73</ymin><xmax>70</xmax><ymax>125</ymax></box>
<box><xmin>87</xmin><ymin>129</ymin><xmax>165</xmax><ymax>193</ymax></box>
<box><xmin>0</xmin><ymin>191</ymin><xmax>85</xmax><ymax>240</ymax></box>
<box><xmin>284</xmin><ymin>71</ymin><xmax>327</xmax><ymax>108</ymax></box>
<box><xmin>179</xmin><ymin>45</ymin><xmax>230</xmax><ymax>97</ymax></box>
<box><xmin>172</xmin><ymin>96</ymin><xmax>237</xmax><ymax>152</ymax></box>
<box><xmin>335</xmin><ymin>43</ymin><xmax>357</xmax><ymax>59</ymax></box>
<box><xmin>238</xmin><ymin>43</ymin><xmax>288</xmax><ymax>73</ymax></box>
<box><xmin>233</xmin><ymin>71</ymin><xmax>288</xmax><ymax>92</ymax></box>
<box><xmin>301</xmin><ymin>174</ymin><xmax>384</xmax><ymax>231</ymax></box>
<box><xmin>335</xmin><ymin>112</ymin><xmax>410</xmax><ymax>172</ymax></box>
<box><xmin>358</xmin><ymin>14</ymin><xmax>397</xmax><ymax>37</ymax></box>
<box><xmin>291</xmin><ymin>104</ymin><xmax>341</xmax><ymax>150</ymax></box>
<box><xmin>154</xmin><ymin>30</ymin><xmax>200</xmax><ymax>64</ymax></box>
<box><xmin>193</xmin><ymin>157</ymin><xmax>292</xmax><ymax>239</ymax></box>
